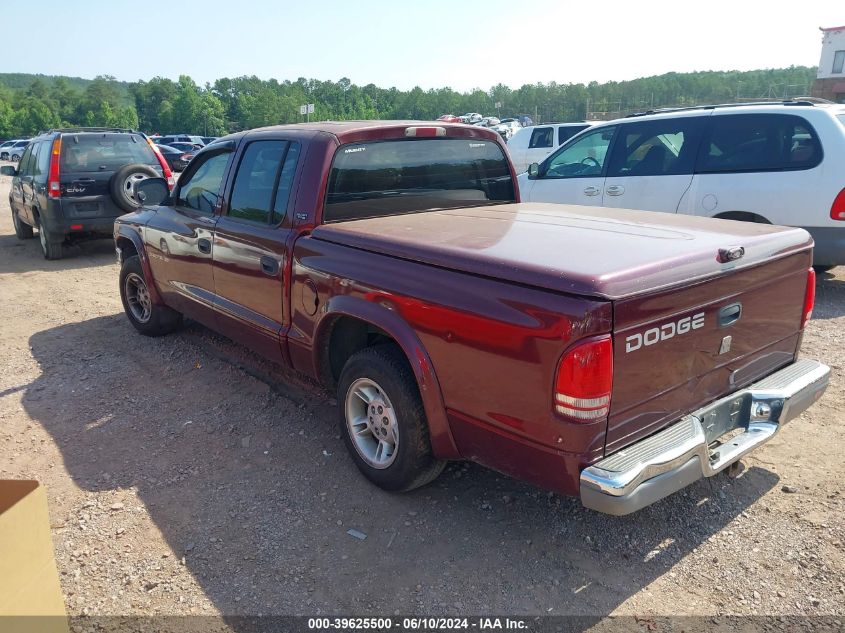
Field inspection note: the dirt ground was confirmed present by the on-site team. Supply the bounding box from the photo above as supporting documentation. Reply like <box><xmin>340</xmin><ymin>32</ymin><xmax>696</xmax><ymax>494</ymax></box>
<box><xmin>0</xmin><ymin>170</ymin><xmax>843</xmax><ymax>628</ymax></box>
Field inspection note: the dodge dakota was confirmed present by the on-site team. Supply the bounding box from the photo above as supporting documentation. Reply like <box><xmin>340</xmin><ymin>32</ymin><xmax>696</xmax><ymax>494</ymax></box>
<box><xmin>114</xmin><ymin>121</ymin><xmax>829</xmax><ymax>515</ymax></box>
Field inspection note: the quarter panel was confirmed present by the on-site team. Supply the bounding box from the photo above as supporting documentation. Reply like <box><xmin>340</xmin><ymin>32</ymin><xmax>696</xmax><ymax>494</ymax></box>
<box><xmin>289</xmin><ymin>236</ymin><xmax>613</xmax><ymax>463</ymax></box>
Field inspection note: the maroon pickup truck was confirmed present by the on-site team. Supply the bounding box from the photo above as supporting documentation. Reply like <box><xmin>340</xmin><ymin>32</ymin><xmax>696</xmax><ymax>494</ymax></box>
<box><xmin>114</xmin><ymin>121</ymin><xmax>830</xmax><ymax>515</ymax></box>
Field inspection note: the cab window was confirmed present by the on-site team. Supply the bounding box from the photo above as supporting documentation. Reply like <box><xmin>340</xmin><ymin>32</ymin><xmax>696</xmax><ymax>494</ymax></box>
<box><xmin>176</xmin><ymin>151</ymin><xmax>232</xmax><ymax>215</ymax></box>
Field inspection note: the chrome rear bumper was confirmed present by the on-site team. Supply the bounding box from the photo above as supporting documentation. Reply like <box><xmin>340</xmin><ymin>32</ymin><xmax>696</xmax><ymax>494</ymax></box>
<box><xmin>580</xmin><ymin>359</ymin><xmax>830</xmax><ymax>516</ymax></box>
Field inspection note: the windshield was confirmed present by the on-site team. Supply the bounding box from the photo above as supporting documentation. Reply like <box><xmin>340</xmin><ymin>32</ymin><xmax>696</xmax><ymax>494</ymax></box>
<box><xmin>324</xmin><ymin>138</ymin><xmax>515</xmax><ymax>223</ymax></box>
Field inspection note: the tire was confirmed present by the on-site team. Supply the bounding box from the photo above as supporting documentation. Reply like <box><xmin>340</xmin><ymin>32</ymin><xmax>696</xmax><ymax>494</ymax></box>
<box><xmin>11</xmin><ymin>205</ymin><xmax>34</xmax><ymax>239</ymax></box>
<box><xmin>11</xmin><ymin>154</ymin><xmax>21</xmax><ymax>162</ymax></box>
<box><xmin>338</xmin><ymin>345</ymin><xmax>446</xmax><ymax>492</ymax></box>
<box><xmin>38</xmin><ymin>222</ymin><xmax>63</xmax><ymax>260</ymax></box>
<box><xmin>119</xmin><ymin>255</ymin><xmax>182</xmax><ymax>336</ymax></box>
<box><xmin>109</xmin><ymin>163</ymin><xmax>160</xmax><ymax>213</ymax></box>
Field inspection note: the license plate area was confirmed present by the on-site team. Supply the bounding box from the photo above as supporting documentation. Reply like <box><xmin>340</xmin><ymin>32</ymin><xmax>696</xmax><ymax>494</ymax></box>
<box><xmin>700</xmin><ymin>393</ymin><xmax>751</xmax><ymax>446</ymax></box>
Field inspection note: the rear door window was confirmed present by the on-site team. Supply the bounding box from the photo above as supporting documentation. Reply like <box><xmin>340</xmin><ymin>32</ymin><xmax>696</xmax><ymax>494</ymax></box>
<box><xmin>227</xmin><ymin>140</ymin><xmax>301</xmax><ymax>225</ymax></box>
<box><xmin>697</xmin><ymin>114</ymin><xmax>822</xmax><ymax>173</ymax></box>
<box><xmin>60</xmin><ymin>133</ymin><xmax>158</xmax><ymax>172</ymax></box>
<box><xmin>325</xmin><ymin>138</ymin><xmax>514</xmax><ymax>222</ymax></box>
<box><xmin>36</xmin><ymin>141</ymin><xmax>52</xmax><ymax>178</ymax></box>
<box><xmin>18</xmin><ymin>144</ymin><xmax>35</xmax><ymax>176</ymax></box>
<box><xmin>529</xmin><ymin>127</ymin><xmax>553</xmax><ymax>148</ymax></box>
<box><xmin>607</xmin><ymin>117</ymin><xmax>706</xmax><ymax>177</ymax></box>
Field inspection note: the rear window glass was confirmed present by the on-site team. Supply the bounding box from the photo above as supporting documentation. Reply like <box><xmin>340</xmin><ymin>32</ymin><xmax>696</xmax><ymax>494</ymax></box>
<box><xmin>61</xmin><ymin>134</ymin><xmax>157</xmax><ymax>171</ymax></box>
<box><xmin>529</xmin><ymin>127</ymin><xmax>553</xmax><ymax>148</ymax></box>
<box><xmin>697</xmin><ymin>114</ymin><xmax>822</xmax><ymax>173</ymax></box>
<box><xmin>324</xmin><ymin>138</ymin><xmax>515</xmax><ymax>223</ymax></box>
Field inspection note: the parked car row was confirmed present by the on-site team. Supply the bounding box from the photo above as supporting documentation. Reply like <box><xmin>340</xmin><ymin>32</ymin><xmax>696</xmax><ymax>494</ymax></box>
<box><xmin>0</xmin><ymin>119</ymin><xmax>832</xmax><ymax>515</ymax></box>
<box><xmin>148</xmin><ymin>135</ymin><xmax>218</xmax><ymax>171</ymax></box>
<box><xmin>437</xmin><ymin>113</ymin><xmax>536</xmax><ymax>140</ymax></box>
<box><xmin>107</xmin><ymin>120</ymin><xmax>828</xmax><ymax>514</ymax></box>
<box><xmin>0</xmin><ymin>138</ymin><xmax>32</xmax><ymax>161</ymax></box>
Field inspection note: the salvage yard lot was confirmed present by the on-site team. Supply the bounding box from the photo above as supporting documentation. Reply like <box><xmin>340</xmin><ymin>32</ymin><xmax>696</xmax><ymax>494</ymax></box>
<box><xmin>0</xmin><ymin>171</ymin><xmax>843</xmax><ymax>622</ymax></box>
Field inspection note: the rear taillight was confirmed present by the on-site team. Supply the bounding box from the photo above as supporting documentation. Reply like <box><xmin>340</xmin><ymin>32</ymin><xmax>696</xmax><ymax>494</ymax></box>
<box><xmin>802</xmin><ymin>267</ymin><xmax>816</xmax><ymax>328</ymax></box>
<box><xmin>553</xmin><ymin>335</ymin><xmax>613</xmax><ymax>422</ymax></box>
<box><xmin>47</xmin><ymin>137</ymin><xmax>62</xmax><ymax>198</ymax></box>
<box><xmin>831</xmin><ymin>188</ymin><xmax>845</xmax><ymax>221</ymax></box>
<box><xmin>148</xmin><ymin>138</ymin><xmax>175</xmax><ymax>190</ymax></box>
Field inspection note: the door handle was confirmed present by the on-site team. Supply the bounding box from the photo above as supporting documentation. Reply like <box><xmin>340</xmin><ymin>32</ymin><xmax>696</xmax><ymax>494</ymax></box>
<box><xmin>197</xmin><ymin>238</ymin><xmax>212</xmax><ymax>254</ymax></box>
<box><xmin>583</xmin><ymin>186</ymin><xmax>600</xmax><ymax>197</ymax></box>
<box><xmin>606</xmin><ymin>185</ymin><xmax>625</xmax><ymax>196</ymax></box>
<box><xmin>260</xmin><ymin>255</ymin><xmax>280</xmax><ymax>276</ymax></box>
<box><xmin>718</xmin><ymin>303</ymin><xmax>742</xmax><ymax>327</ymax></box>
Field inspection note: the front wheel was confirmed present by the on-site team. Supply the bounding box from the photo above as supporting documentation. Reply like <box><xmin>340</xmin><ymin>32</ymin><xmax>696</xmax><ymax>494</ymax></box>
<box><xmin>338</xmin><ymin>345</ymin><xmax>445</xmax><ymax>492</ymax></box>
<box><xmin>119</xmin><ymin>255</ymin><xmax>182</xmax><ymax>336</ymax></box>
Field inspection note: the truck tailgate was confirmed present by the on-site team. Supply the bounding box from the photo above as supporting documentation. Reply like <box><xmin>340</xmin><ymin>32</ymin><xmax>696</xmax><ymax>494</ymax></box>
<box><xmin>607</xmin><ymin>251</ymin><xmax>813</xmax><ymax>453</ymax></box>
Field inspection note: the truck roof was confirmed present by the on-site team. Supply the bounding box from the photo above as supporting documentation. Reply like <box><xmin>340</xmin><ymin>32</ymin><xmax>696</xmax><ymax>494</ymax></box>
<box><xmin>217</xmin><ymin>121</ymin><xmax>500</xmax><ymax>145</ymax></box>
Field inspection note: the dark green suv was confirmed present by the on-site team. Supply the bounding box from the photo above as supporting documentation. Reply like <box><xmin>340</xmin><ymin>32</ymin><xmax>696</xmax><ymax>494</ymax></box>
<box><xmin>1</xmin><ymin>127</ymin><xmax>174</xmax><ymax>259</ymax></box>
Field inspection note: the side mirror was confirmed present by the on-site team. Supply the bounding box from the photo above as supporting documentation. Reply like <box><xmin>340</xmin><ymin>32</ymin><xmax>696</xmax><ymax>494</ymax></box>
<box><xmin>0</xmin><ymin>165</ymin><xmax>16</xmax><ymax>177</ymax></box>
<box><xmin>134</xmin><ymin>177</ymin><xmax>169</xmax><ymax>206</ymax></box>
<box><xmin>527</xmin><ymin>162</ymin><xmax>540</xmax><ymax>179</ymax></box>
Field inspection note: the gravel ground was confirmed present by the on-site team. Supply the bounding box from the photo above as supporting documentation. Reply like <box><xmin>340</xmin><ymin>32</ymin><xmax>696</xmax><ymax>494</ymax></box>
<box><xmin>0</xmin><ymin>168</ymin><xmax>843</xmax><ymax>627</ymax></box>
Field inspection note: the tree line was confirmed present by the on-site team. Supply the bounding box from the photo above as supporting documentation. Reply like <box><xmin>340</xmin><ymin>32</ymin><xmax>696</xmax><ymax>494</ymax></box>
<box><xmin>0</xmin><ymin>67</ymin><xmax>817</xmax><ymax>139</ymax></box>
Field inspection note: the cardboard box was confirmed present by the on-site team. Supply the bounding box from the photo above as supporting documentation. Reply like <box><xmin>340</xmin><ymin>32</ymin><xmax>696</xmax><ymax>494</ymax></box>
<box><xmin>0</xmin><ymin>480</ymin><xmax>69</xmax><ymax>633</ymax></box>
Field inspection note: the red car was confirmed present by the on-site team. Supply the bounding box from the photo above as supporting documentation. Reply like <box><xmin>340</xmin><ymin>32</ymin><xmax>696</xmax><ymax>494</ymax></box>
<box><xmin>114</xmin><ymin>121</ymin><xmax>829</xmax><ymax>515</ymax></box>
<box><xmin>437</xmin><ymin>114</ymin><xmax>462</xmax><ymax>123</ymax></box>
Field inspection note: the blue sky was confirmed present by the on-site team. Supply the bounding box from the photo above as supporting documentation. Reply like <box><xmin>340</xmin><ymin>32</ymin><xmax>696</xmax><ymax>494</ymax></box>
<box><xmin>2</xmin><ymin>1</ymin><xmax>841</xmax><ymax>90</ymax></box>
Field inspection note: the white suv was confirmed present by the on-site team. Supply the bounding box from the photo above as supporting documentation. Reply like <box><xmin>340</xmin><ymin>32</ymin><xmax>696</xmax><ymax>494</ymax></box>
<box><xmin>517</xmin><ymin>101</ymin><xmax>845</xmax><ymax>268</ymax></box>
<box><xmin>506</xmin><ymin>122</ymin><xmax>594</xmax><ymax>173</ymax></box>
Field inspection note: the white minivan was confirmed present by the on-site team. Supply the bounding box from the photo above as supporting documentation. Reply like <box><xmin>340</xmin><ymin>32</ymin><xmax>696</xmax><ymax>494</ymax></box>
<box><xmin>506</xmin><ymin>122</ymin><xmax>594</xmax><ymax>173</ymax></box>
<box><xmin>518</xmin><ymin>102</ymin><xmax>845</xmax><ymax>268</ymax></box>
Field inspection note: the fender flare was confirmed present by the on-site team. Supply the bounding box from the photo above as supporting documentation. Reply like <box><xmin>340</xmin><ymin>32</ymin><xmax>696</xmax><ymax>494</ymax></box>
<box><xmin>315</xmin><ymin>295</ymin><xmax>461</xmax><ymax>460</ymax></box>
<box><xmin>114</xmin><ymin>225</ymin><xmax>164</xmax><ymax>305</ymax></box>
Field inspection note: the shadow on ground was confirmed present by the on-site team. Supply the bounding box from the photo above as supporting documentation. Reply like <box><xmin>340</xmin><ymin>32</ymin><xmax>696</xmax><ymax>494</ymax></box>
<box><xmin>23</xmin><ymin>316</ymin><xmax>778</xmax><ymax>626</ymax></box>
<box><xmin>814</xmin><ymin>270</ymin><xmax>845</xmax><ymax>320</ymax></box>
<box><xmin>0</xmin><ymin>233</ymin><xmax>116</xmax><ymax>274</ymax></box>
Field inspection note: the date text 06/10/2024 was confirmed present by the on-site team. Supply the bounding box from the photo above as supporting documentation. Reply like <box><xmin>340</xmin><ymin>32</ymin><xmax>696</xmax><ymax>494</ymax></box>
<box><xmin>307</xmin><ymin>617</ymin><xmax>528</xmax><ymax>630</ymax></box>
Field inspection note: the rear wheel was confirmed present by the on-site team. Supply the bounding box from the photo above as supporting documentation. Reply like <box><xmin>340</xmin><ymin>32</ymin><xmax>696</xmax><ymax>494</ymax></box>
<box><xmin>119</xmin><ymin>255</ymin><xmax>182</xmax><ymax>336</ymax></box>
<box><xmin>338</xmin><ymin>345</ymin><xmax>445</xmax><ymax>492</ymax></box>
<box><xmin>11</xmin><ymin>153</ymin><xmax>21</xmax><ymax>162</ymax></box>
<box><xmin>11</xmin><ymin>205</ymin><xmax>33</xmax><ymax>239</ymax></box>
<box><xmin>38</xmin><ymin>223</ymin><xmax>63</xmax><ymax>260</ymax></box>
